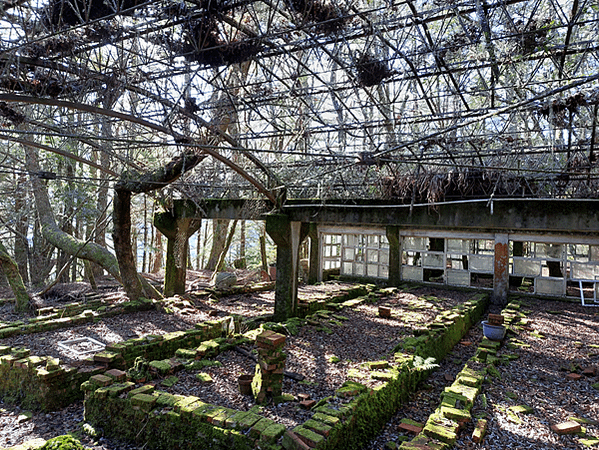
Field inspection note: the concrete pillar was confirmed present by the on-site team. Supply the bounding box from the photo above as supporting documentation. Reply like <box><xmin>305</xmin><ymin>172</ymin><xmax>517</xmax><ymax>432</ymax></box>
<box><xmin>493</xmin><ymin>233</ymin><xmax>509</xmax><ymax>306</ymax></box>
<box><xmin>266</xmin><ymin>214</ymin><xmax>309</xmax><ymax>321</ymax></box>
<box><xmin>307</xmin><ymin>223</ymin><xmax>319</xmax><ymax>285</ymax></box>
<box><xmin>386</xmin><ymin>225</ymin><xmax>401</xmax><ymax>286</ymax></box>
<box><xmin>154</xmin><ymin>200</ymin><xmax>201</xmax><ymax>297</ymax></box>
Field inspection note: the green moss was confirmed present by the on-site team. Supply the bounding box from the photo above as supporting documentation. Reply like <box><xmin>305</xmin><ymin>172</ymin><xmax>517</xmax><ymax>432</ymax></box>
<box><xmin>580</xmin><ymin>437</ymin><xmax>599</xmax><ymax>447</ymax></box>
<box><xmin>40</xmin><ymin>435</ymin><xmax>84</xmax><ymax>450</ymax></box>
<box><xmin>174</xmin><ymin>348</ymin><xmax>196</xmax><ymax>359</ymax></box>
<box><xmin>161</xmin><ymin>376</ymin><xmax>179</xmax><ymax>388</ymax></box>
<box><xmin>149</xmin><ymin>359</ymin><xmax>171</xmax><ymax>375</ymax></box>
<box><xmin>196</xmin><ymin>372</ymin><xmax>213</xmax><ymax>383</ymax></box>
<box><xmin>185</xmin><ymin>359</ymin><xmax>223</xmax><ymax>370</ymax></box>
<box><xmin>509</xmin><ymin>405</ymin><xmax>533</xmax><ymax>415</ymax></box>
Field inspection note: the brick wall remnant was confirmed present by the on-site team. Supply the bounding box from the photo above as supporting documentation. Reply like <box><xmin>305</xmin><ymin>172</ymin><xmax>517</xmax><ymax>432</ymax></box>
<box><xmin>252</xmin><ymin>330</ymin><xmax>286</xmax><ymax>404</ymax></box>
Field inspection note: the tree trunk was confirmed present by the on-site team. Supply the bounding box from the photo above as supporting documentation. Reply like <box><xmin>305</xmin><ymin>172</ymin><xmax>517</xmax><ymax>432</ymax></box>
<box><xmin>24</xmin><ymin>141</ymin><xmax>123</xmax><ymax>283</ymax></box>
<box><xmin>30</xmin><ymin>216</ymin><xmax>54</xmax><ymax>287</ymax></box>
<box><xmin>0</xmin><ymin>241</ymin><xmax>30</xmax><ymax>311</ymax></box>
<box><xmin>113</xmin><ymin>188</ymin><xmax>143</xmax><ymax>301</ymax></box>
<box><xmin>213</xmin><ymin>220</ymin><xmax>238</xmax><ymax>275</ymax></box>
<box><xmin>93</xmin><ymin>94</ymin><xmax>116</xmax><ymax>279</ymax></box>
<box><xmin>151</xmin><ymin>231</ymin><xmax>163</xmax><ymax>273</ymax></box>
<box><xmin>200</xmin><ymin>220</ymin><xmax>209</xmax><ymax>270</ymax></box>
<box><xmin>238</xmin><ymin>220</ymin><xmax>246</xmax><ymax>269</ymax></box>
<box><xmin>142</xmin><ymin>196</ymin><xmax>148</xmax><ymax>273</ymax></box>
<box><xmin>206</xmin><ymin>219</ymin><xmax>229</xmax><ymax>270</ymax></box>
<box><xmin>14</xmin><ymin>173</ymin><xmax>29</xmax><ymax>284</ymax></box>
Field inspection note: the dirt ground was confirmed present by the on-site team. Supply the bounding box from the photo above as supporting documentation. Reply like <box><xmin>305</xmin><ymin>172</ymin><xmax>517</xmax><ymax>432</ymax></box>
<box><xmin>0</xmin><ymin>278</ymin><xmax>598</xmax><ymax>449</ymax></box>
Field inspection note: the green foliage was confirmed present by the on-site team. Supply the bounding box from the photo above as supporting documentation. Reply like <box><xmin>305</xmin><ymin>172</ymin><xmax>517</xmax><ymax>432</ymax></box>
<box><xmin>411</xmin><ymin>356</ymin><xmax>439</xmax><ymax>372</ymax></box>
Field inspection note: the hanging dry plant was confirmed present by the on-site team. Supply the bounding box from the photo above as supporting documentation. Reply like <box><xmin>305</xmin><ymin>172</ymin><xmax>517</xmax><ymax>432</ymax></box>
<box><xmin>46</xmin><ymin>0</ymin><xmax>142</xmax><ymax>28</ymax></box>
<box><xmin>287</xmin><ymin>0</ymin><xmax>349</xmax><ymax>34</ymax></box>
<box><xmin>26</xmin><ymin>37</ymin><xmax>76</xmax><ymax>58</ymax></box>
<box><xmin>515</xmin><ymin>18</ymin><xmax>552</xmax><ymax>55</ymax></box>
<box><xmin>356</xmin><ymin>54</ymin><xmax>393</xmax><ymax>87</ymax></box>
<box><xmin>0</xmin><ymin>102</ymin><xmax>26</xmax><ymax>127</ymax></box>
<box><xmin>538</xmin><ymin>93</ymin><xmax>587</xmax><ymax>127</ymax></box>
<box><xmin>181</xmin><ymin>16</ymin><xmax>262</xmax><ymax>68</ymax></box>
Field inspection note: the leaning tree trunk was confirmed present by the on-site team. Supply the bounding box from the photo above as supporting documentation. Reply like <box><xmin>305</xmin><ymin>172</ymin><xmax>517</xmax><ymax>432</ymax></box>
<box><xmin>212</xmin><ymin>219</ymin><xmax>238</xmax><ymax>276</ymax></box>
<box><xmin>24</xmin><ymin>142</ymin><xmax>123</xmax><ymax>283</ymax></box>
<box><xmin>114</xmin><ymin>150</ymin><xmax>205</xmax><ymax>301</ymax></box>
<box><xmin>113</xmin><ymin>188</ymin><xmax>143</xmax><ymax>301</ymax></box>
<box><xmin>0</xmin><ymin>241</ymin><xmax>30</xmax><ymax>311</ymax></box>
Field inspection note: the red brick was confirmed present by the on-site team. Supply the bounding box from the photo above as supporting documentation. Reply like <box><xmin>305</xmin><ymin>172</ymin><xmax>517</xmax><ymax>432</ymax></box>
<box><xmin>551</xmin><ymin>421</ymin><xmax>581</xmax><ymax>435</ymax></box>
<box><xmin>105</xmin><ymin>368</ymin><xmax>126</xmax><ymax>381</ymax></box>
<box><xmin>256</xmin><ymin>331</ymin><xmax>286</xmax><ymax>349</ymax></box>
<box><xmin>566</xmin><ymin>373</ymin><xmax>582</xmax><ymax>381</ymax></box>
<box><xmin>460</xmin><ymin>341</ymin><xmax>473</xmax><ymax>346</ymax></box>
<box><xmin>282</xmin><ymin>431</ymin><xmax>310</xmax><ymax>450</ymax></box>
<box><xmin>444</xmin><ymin>373</ymin><xmax>454</xmax><ymax>382</ymax></box>
<box><xmin>378</xmin><ymin>306</ymin><xmax>392</xmax><ymax>319</ymax></box>
<box><xmin>582</xmin><ymin>366</ymin><xmax>597</xmax><ymax>377</ymax></box>
<box><xmin>487</xmin><ymin>314</ymin><xmax>504</xmax><ymax>325</ymax></box>
<box><xmin>472</xmin><ymin>419</ymin><xmax>488</xmax><ymax>443</ymax></box>
<box><xmin>90</xmin><ymin>374</ymin><xmax>113</xmax><ymax>387</ymax></box>
<box><xmin>299</xmin><ymin>400</ymin><xmax>316</xmax><ymax>410</ymax></box>
<box><xmin>297</xmin><ymin>393</ymin><xmax>311</xmax><ymax>401</ymax></box>
<box><xmin>398</xmin><ymin>422</ymin><xmax>423</xmax><ymax>434</ymax></box>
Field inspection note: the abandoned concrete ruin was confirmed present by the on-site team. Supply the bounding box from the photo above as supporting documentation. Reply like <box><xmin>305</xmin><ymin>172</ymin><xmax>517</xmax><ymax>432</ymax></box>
<box><xmin>1</xmin><ymin>0</ymin><xmax>599</xmax><ymax>448</ymax></box>
<box><xmin>162</xmin><ymin>198</ymin><xmax>599</xmax><ymax>320</ymax></box>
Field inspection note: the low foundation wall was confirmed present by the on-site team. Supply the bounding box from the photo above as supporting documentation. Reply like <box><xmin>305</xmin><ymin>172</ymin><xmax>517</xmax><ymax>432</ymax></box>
<box><xmin>0</xmin><ymin>316</ymin><xmax>234</xmax><ymax>412</ymax></box>
<box><xmin>83</xmin><ymin>293</ymin><xmax>489</xmax><ymax>449</ymax></box>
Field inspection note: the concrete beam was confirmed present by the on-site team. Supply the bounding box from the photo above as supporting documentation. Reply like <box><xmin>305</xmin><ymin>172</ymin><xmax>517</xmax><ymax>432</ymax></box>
<box><xmin>281</xmin><ymin>199</ymin><xmax>599</xmax><ymax>235</ymax></box>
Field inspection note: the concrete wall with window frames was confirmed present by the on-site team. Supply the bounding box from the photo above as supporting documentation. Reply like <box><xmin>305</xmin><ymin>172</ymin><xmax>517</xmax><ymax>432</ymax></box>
<box><xmin>399</xmin><ymin>231</ymin><xmax>496</xmax><ymax>290</ymax></box>
<box><xmin>508</xmin><ymin>234</ymin><xmax>599</xmax><ymax>302</ymax></box>
<box><xmin>317</xmin><ymin>226</ymin><xmax>390</xmax><ymax>281</ymax></box>
<box><xmin>317</xmin><ymin>226</ymin><xmax>599</xmax><ymax>304</ymax></box>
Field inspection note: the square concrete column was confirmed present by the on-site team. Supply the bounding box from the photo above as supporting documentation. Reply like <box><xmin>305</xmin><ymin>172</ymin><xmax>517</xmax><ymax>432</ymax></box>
<box><xmin>493</xmin><ymin>233</ymin><xmax>509</xmax><ymax>306</ymax></box>
<box><xmin>266</xmin><ymin>214</ymin><xmax>309</xmax><ymax>321</ymax></box>
<box><xmin>154</xmin><ymin>200</ymin><xmax>201</xmax><ymax>297</ymax></box>
<box><xmin>386</xmin><ymin>225</ymin><xmax>401</xmax><ymax>286</ymax></box>
<box><xmin>307</xmin><ymin>223</ymin><xmax>319</xmax><ymax>285</ymax></box>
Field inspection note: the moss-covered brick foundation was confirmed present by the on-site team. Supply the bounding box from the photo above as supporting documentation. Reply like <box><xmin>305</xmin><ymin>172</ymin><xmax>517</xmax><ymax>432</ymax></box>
<box><xmin>400</xmin><ymin>297</ymin><xmax>519</xmax><ymax>449</ymax></box>
<box><xmin>83</xmin><ymin>371</ymin><xmax>284</xmax><ymax>450</ymax></box>
<box><xmin>0</xmin><ymin>296</ymin><xmax>154</xmax><ymax>339</ymax></box>
<box><xmin>100</xmin><ymin>316</ymin><xmax>234</xmax><ymax>369</ymax></box>
<box><xmin>287</xmin><ymin>293</ymin><xmax>488</xmax><ymax>450</ymax></box>
<box><xmin>81</xmin><ymin>293</ymin><xmax>487</xmax><ymax>450</ymax></box>
<box><xmin>0</xmin><ymin>347</ymin><xmax>105</xmax><ymax>412</ymax></box>
<box><xmin>0</xmin><ymin>316</ymin><xmax>235</xmax><ymax>412</ymax></box>
<box><xmin>296</xmin><ymin>285</ymin><xmax>370</xmax><ymax>317</ymax></box>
